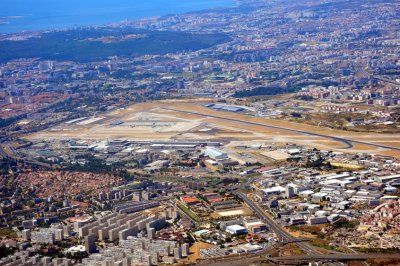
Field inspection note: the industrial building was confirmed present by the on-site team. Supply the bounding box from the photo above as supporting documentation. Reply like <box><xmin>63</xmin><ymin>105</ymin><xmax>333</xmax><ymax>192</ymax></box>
<box><xmin>204</xmin><ymin>147</ymin><xmax>229</xmax><ymax>161</ymax></box>
<box><xmin>225</xmin><ymin>225</ymin><xmax>248</xmax><ymax>235</ymax></box>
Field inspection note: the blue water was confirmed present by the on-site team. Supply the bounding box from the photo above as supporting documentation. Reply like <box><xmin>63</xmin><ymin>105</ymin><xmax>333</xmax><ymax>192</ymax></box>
<box><xmin>0</xmin><ymin>0</ymin><xmax>235</xmax><ymax>33</ymax></box>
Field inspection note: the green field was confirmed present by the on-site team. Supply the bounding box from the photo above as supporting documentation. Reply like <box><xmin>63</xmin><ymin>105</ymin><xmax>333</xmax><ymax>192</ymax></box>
<box><xmin>176</xmin><ymin>201</ymin><xmax>201</xmax><ymax>222</ymax></box>
<box><xmin>0</xmin><ymin>28</ymin><xmax>230</xmax><ymax>62</ymax></box>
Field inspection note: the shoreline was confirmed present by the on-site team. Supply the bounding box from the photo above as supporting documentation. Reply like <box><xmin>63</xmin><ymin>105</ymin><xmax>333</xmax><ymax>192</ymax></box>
<box><xmin>0</xmin><ymin>0</ymin><xmax>239</xmax><ymax>34</ymax></box>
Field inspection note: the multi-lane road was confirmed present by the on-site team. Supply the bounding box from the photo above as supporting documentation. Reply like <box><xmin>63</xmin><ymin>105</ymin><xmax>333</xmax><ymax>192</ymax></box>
<box><xmin>0</xmin><ymin>142</ymin><xmax>54</xmax><ymax>168</ymax></box>
<box><xmin>269</xmin><ymin>253</ymin><xmax>400</xmax><ymax>264</ymax></box>
<box><xmin>163</xmin><ymin>108</ymin><xmax>400</xmax><ymax>151</ymax></box>
<box><xmin>233</xmin><ymin>191</ymin><xmax>400</xmax><ymax>266</ymax></box>
<box><xmin>373</xmin><ymin>75</ymin><xmax>400</xmax><ymax>86</ymax></box>
<box><xmin>234</xmin><ymin>191</ymin><xmax>321</xmax><ymax>256</ymax></box>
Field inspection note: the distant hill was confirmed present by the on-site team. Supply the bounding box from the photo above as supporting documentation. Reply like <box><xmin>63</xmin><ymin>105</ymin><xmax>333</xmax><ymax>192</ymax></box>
<box><xmin>0</xmin><ymin>28</ymin><xmax>231</xmax><ymax>62</ymax></box>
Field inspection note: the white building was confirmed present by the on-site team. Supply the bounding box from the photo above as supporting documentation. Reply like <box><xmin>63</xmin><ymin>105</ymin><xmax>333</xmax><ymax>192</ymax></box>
<box><xmin>204</xmin><ymin>147</ymin><xmax>228</xmax><ymax>161</ymax></box>
<box><xmin>225</xmin><ymin>225</ymin><xmax>248</xmax><ymax>235</ymax></box>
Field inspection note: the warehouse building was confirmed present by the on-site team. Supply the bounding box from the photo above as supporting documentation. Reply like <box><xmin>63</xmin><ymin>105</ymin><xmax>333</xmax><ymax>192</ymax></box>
<box><xmin>225</xmin><ymin>225</ymin><xmax>248</xmax><ymax>235</ymax></box>
<box><xmin>204</xmin><ymin>147</ymin><xmax>229</xmax><ymax>161</ymax></box>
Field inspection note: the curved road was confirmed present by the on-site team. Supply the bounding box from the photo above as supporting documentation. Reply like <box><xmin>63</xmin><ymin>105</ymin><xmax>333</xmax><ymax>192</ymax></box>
<box><xmin>163</xmin><ymin>108</ymin><xmax>400</xmax><ymax>151</ymax></box>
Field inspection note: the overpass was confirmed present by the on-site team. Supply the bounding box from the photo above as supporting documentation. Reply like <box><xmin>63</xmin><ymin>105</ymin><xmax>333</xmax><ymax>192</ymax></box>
<box><xmin>268</xmin><ymin>253</ymin><xmax>400</xmax><ymax>264</ymax></box>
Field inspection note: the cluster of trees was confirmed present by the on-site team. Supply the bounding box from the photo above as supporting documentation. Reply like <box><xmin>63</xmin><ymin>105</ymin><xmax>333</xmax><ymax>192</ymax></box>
<box><xmin>0</xmin><ymin>114</ymin><xmax>27</xmax><ymax>128</ymax></box>
<box><xmin>0</xmin><ymin>246</ymin><xmax>16</xmax><ymax>259</ymax></box>
<box><xmin>0</xmin><ymin>157</ymin><xmax>17</xmax><ymax>175</ymax></box>
<box><xmin>64</xmin><ymin>155</ymin><xmax>133</xmax><ymax>182</ymax></box>
<box><xmin>0</xmin><ymin>29</ymin><xmax>230</xmax><ymax>62</ymax></box>
<box><xmin>233</xmin><ymin>86</ymin><xmax>301</xmax><ymax>98</ymax></box>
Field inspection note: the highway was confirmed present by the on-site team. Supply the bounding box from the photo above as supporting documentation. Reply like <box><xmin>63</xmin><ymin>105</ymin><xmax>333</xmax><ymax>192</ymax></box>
<box><xmin>269</xmin><ymin>253</ymin><xmax>400</xmax><ymax>263</ymax></box>
<box><xmin>163</xmin><ymin>108</ymin><xmax>400</xmax><ymax>151</ymax></box>
<box><xmin>235</xmin><ymin>192</ymin><xmax>370</xmax><ymax>266</ymax></box>
<box><xmin>234</xmin><ymin>191</ymin><xmax>321</xmax><ymax>256</ymax></box>
<box><xmin>196</xmin><ymin>248</ymin><xmax>400</xmax><ymax>266</ymax></box>
<box><xmin>372</xmin><ymin>75</ymin><xmax>400</xmax><ymax>86</ymax></box>
<box><xmin>0</xmin><ymin>143</ymin><xmax>54</xmax><ymax>168</ymax></box>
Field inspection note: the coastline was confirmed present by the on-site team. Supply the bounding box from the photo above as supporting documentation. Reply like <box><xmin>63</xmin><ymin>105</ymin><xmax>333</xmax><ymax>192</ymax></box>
<box><xmin>0</xmin><ymin>0</ymin><xmax>238</xmax><ymax>34</ymax></box>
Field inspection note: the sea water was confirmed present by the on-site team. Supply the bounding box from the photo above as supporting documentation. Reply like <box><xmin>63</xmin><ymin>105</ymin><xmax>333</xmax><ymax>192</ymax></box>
<box><xmin>0</xmin><ymin>0</ymin><xmax>235</xmax><ymax>33</ymax></box>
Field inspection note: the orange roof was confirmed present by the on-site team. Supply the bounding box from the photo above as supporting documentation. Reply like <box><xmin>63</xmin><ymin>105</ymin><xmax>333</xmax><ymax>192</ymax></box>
<box><xmin>3</xmin><ymin>104</ymin><xmax>25</xmax><ymax>109</ymax></box>
<box><xmin>181</xmin><ymin>196</ymin><xmax>200</xmax><ymax>204</ymax></box>
<box><xmin>209</xmin><ymin>198</ymin><xmax>224</xmax><ymax>203</ymax></box>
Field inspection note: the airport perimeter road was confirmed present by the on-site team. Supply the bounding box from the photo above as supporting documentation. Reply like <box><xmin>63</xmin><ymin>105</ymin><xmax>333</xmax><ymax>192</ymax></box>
<box><xmin>163</xmin><ymin>108</ymin><xmax>400</xmax><ymax>151</ymax></box>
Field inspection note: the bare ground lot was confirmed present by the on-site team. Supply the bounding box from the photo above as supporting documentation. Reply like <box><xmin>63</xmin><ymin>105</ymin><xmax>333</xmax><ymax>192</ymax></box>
<box><xmin>26</xmin><ymin>100</ymin><xmax>400</xmax><ymax>158</ymax></box>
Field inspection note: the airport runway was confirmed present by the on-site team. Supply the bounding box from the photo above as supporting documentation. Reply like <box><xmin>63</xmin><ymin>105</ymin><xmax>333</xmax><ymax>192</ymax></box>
<box><xmin>163</xmin><ymin>108</ymin><xmax>400</xmax><ymax>152</ymax></box>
